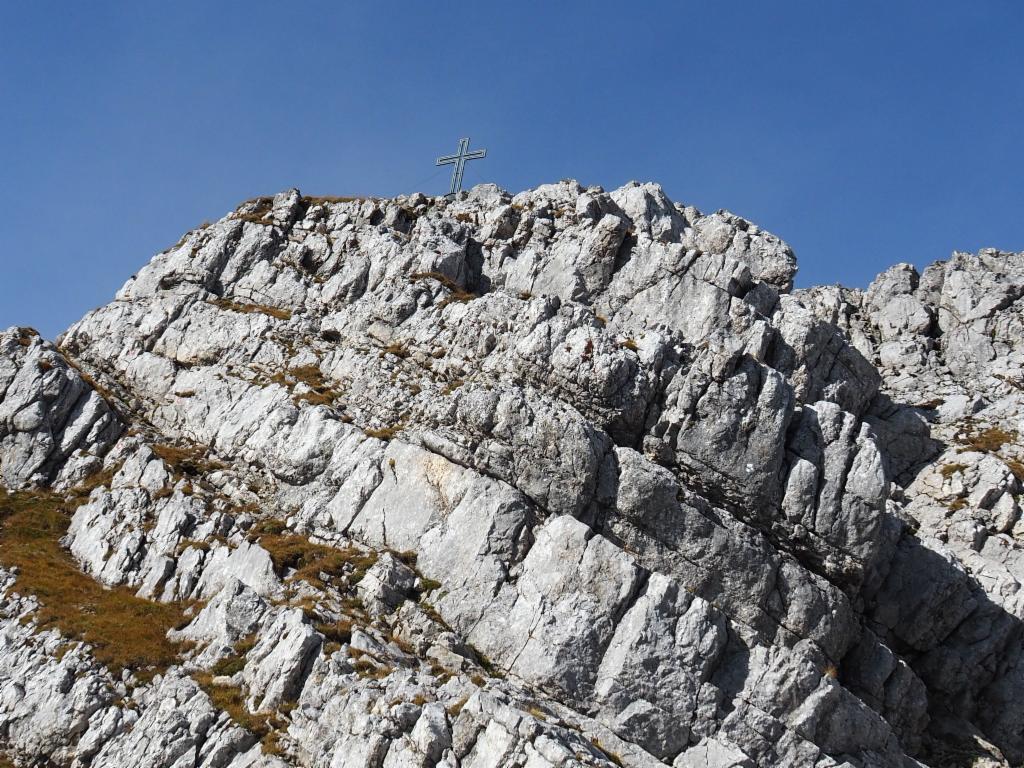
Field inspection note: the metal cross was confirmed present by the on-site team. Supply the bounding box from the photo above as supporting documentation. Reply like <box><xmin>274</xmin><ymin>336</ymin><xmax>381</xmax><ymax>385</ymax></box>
<box><xmin>436</xmin><ymin>137</ymin><xmax>487</xmax><ymax>196</ymax></box>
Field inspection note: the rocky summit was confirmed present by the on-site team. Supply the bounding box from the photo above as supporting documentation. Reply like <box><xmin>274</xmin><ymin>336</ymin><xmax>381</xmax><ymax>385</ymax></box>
<box><xmin>0</xmin><ymin>182</ymin><xmax>1022</xmax><ymax>768</ymax></box>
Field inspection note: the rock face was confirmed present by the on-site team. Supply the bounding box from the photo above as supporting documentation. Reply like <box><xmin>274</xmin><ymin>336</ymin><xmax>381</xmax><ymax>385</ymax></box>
<box><xmin>0</xmin><ymin>181</ymin><xmax>1022</xmax><ymax>767</ymax></box>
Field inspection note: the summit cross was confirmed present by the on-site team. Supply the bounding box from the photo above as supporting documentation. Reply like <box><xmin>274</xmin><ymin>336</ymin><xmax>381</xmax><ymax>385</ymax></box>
<box><xmin>436</xmin><ymin>137</ymin><xmax>487</xmax><ymax>196</ymax></box>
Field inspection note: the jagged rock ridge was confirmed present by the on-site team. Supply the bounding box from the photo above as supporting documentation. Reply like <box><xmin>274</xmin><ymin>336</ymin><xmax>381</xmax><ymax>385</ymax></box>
<box><xmin>0</xmin><ymin>180</ymin><xmax>1021</xmax><ymax>768</ymax></box>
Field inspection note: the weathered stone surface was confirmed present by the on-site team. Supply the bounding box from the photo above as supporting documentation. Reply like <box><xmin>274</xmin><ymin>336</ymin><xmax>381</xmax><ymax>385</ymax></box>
<box><xmin>0</xmin><ymin>328</ymin><xmax>122</xmax><ymax>488</ymax></box>
<box><xmin>2</xmin><ymin>183</ymin><xmax>1024</xmax><ymax>766</ymax></box>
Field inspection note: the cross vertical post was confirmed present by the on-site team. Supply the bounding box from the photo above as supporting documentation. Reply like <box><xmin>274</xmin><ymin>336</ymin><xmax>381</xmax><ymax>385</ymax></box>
<box><xmin>436</xmin><ymin>137</ymin><xmax>487</xmax><ymax>197</ymax></box>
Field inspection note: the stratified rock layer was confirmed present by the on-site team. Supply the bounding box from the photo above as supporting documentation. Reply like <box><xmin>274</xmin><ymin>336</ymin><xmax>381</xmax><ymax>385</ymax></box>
<box><xmin>0</xmin><ymin>181</ymin><xmax>1021</xmax><ymax>767</ymax></box>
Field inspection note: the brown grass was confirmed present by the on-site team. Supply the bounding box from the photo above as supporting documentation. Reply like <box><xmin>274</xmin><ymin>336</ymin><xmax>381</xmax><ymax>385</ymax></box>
<box><xmin>446</xmin><ymin>695</ymin><xmax>469</xmax><ymax>716</ymax></box>
<box><xmin>253</xmin><ymin>526</ymin><xmax>377</xmax><ymax>589</ymax></box>
<box><xmin>363</xmin><ymin>424</ymin><xmax>403</xmax><ymax>441</ymax></box>
<box><xmin>236</xmin><ymin>213</ymin><xmax>276</xmax><ymax>226</ymax></box>
<box><xmin>210</xmin><ymin>298</ymin><xmax>292</xmax><ymax>321</ymax></box>
<box><xmin>233</xmin><ymin>197</ymin><xmax>274</xmax><ymax>226</ymax></box>
<box><xmin>314</xmin><ymin>617</ymin><xmax>353</xmax><ymax>645</ymax></box>
<box><xmin>959</xmin><ymin>426</ymin><xmax>1017</xmax><ymax>454</ymax></box>
<box><xmin>620</xmin><ymin>338</ymin><xmax>639</xmax><ymax>352</ymax></box>
<box><xmin>939</xmin><ymin>463</ymin><xmax>968</xmax><ymax>479</ymax></box>
<box><xmin>151</xmin><ymin>442</ymin><xmax>227</xmax><ymax>480</ymax></box>
<box><xmin>590</xmin><ymin>739</ymin><xmax>625</xmax><ymax>768</ymax></box>
<box><xmin>0</xmin><ymin>488</ymin><xmax>191</xmax><ymax>679</ymax></box>
<box><xmin>441</xmin><ymin>379</ymin><xmax>464</xmax><ymax>395</ymax></box>
<box><xmin>1006</xmin><ymin>459</ymin><xmax>1024</xmax><ymax>483</ymax></box>
<box><xmin>210</xmin><ymin>633</ymin><xmax>257</xmax><ymax>677</ymax></box>
<box><xmin>380</xmin><ymin>342</ymin><xmax>410</xmax><ymax>359</ymax></box>
<box><xmin>269</xmin><ymin>365</ymin><xmax>344</xmax><ymax>408</ymax></box>
<box><xmin>350</xmin><ymin>651</ymin><xmax>392</xmax><ymax>679</ymax></box>
<box><xmin>302</xmin><ymin>195</ymin><xmax>367</xmax><ymax>206</ymax></box>
<box><xmin>192</xmin><ymin>672</ymin><xmax>284</xmax><ymax>749</ymax></box>
<box><xmin>16</xmin><ymin>327</ymin><xmax>39</xmax><ymax>347</ymax></box>
<box><xmin>410</xmin><ymin>272</ymin><xmax>476</xmax><ymax>304</ymax></box>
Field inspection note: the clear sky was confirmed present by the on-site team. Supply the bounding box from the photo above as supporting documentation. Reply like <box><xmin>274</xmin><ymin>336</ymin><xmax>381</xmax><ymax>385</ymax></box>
<box><xmin>3</xmin><ymin>2</ymin><xmax>1023</xmax><ymax>338</ymax></box>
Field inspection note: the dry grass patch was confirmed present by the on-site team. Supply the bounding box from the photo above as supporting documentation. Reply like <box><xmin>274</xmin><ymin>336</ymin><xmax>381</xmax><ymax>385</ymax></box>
<box><xmin>348</xmin><ymin>648</ymin><xmax>392</xmax><ymax>680</ymax></box>
<box><xmin>380</xmin><ymin>342</ymin><xmax>410</xmax><ymax>360</ymax></box>
<box><xmin>0</xmin><ymin>488</ymin><xmax>192</xmax><ymax>679</ymax></box>
<box><xmin>151</xmin><ymin>442</ymin><xmax>227</xmax><ymax>480</ymax></box>
<box><xmin>363</xmin><ymin>423</ymin><xmax>403</xmax><ymax>441</ymax></box>
<box><xmin>410</xmin><ymin>272</ymin><xmax>476</xmax><ymax>304</ymax></box>
<box><xmin>939</xmin><ymin>463</ymin><xmax>968</xmax><ymax>479</ymax></box>
<box><xmin>209</xmin><ymin>634</ymin><xmax>257</xmax><ymax>678</ymax></box>
<box><xmin>589</xmin><ymin>739</ymin><xmax>625</xmax><ymax>768</ymax></box>
<box><xmin>233</xmin><ymin>197</ymin><xmax>274</xmax><ymax>226</ymax></box>
<box><xmin>16</xmin><ymin>327</ymin><xmax>39</xmax><ymax>347</ymax></box>
<box><xmin>313</xmin><ymin>617</ymin><xmax>353</xmax><ymax>646</ymax></box>
<box><xmin>210</xmin><ymin>298</ymin><xmax>292</xmax><ymax>322</ymax></box>
<box><xmin>446</xmin><ymin>695</ymin><xmax>469</xmax><ymax>716</ymax></box>
<box><xmin>269</xmin><ymin>364</ymin><xmax>345</xmax><ymax>408</ymax></box>
<box><xmin>959</xmin><ymin>426</ymin><xmax>1017</xmax><ymax>454</ymax></box>
<box><xmin>302</xmin><ymin>195</ymin><xmax>367</xmax><ymax>206</ymax></box>
<box><xmin>252</xmin><ymin>525</ymin><xmax>377</xmax><ymax>589</ymax></box>
<box><xmin>192</xmin><ymin>672</ymin><xmax>284</xmax><ymax>750</ymax></box>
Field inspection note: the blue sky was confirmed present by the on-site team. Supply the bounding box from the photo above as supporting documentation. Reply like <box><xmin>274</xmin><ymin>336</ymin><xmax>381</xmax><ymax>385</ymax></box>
<box><xmin>2</xmin><ymin>2</ymin><xmax>1023</xmax><ymax>338</ymax></box>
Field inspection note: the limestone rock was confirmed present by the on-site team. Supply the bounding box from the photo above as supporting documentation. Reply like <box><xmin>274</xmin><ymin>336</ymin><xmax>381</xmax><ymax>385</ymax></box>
<box><xmin>1</xmin><ymin>183</ymin><xmax>1024</xmax><ymax>767</ymax></box>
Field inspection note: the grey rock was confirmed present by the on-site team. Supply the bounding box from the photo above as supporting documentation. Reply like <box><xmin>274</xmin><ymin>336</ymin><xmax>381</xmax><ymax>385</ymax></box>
<box><xmin>4</xmin><ymin>184</ymin><xmax>1024</xmax><ymax>767</ymax></box>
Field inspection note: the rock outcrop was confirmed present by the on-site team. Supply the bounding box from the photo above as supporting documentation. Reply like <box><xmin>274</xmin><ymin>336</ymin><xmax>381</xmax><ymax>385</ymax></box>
<box><xmin>0</xmin><ymin>181</ymin><xmax>1021</xmax><ymax>767</ymax></box>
